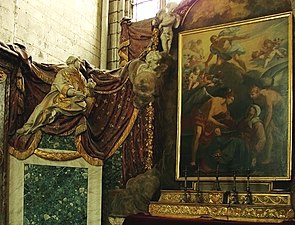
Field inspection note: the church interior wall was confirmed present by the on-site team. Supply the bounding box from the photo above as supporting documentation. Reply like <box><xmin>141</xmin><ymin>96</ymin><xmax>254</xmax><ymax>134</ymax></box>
<box><xmin>0</xmin><ymin>0</ymin><xmax>102</xmax><ymax>65</ymax></box>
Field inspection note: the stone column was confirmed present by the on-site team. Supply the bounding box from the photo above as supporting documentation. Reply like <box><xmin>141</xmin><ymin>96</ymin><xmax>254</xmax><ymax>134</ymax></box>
<box><xmin>100</xmin><ymin>0</ymin><xmax>109</xmax><ymax>69</ymax></box>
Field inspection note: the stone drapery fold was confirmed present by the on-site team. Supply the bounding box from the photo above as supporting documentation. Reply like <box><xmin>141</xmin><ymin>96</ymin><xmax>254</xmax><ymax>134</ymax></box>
<box><xmin>8</xmin><ymin>46</ymin><xmax>137</xmax><ymax>167</ymax></box>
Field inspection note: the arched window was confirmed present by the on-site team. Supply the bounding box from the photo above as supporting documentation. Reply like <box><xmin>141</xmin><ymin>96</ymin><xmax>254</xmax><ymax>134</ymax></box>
<box><xmin>132</xmin><ymin>0</ymin><xmax>182</xmax><ymax>22</ymax></box>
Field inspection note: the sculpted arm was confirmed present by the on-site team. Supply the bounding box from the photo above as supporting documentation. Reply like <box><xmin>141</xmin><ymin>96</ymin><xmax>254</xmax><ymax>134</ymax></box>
<box><xmin>53</xmin><ymin>70</ymin><xmax>84</xmax><ymax>97</ymax></box>
<box><xmin>53</xmin><ymin>70</ymin><xmax>75</xmax><ymax>96</ymax></box>
<box><xmin>173</xmin><ymin>14</ymin><xmax>181</xmax><ymax>28</ymax></box>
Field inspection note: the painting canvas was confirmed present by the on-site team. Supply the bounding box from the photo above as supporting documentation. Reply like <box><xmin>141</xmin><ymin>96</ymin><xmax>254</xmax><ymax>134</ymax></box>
<box><xmin>176</xmin><ymin>12</ymin><xmax>292</xmax><ymax>181</ymax></box>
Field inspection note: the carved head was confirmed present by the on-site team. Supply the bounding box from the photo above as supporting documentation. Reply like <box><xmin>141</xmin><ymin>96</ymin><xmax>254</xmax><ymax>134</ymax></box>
<box><xmin>65</xmin><ymin>56</ymin><xmax>82</xmax><ymax>71</ymax></box>
<box><xmin>132</xmin><ymin>70</ymin><xmax>157</xmax><ymax>108</ymax></box>
<box><xmin>130</xmin><ymin>51</ymin><xmax>171</xmax><ymax>109</ymax></box>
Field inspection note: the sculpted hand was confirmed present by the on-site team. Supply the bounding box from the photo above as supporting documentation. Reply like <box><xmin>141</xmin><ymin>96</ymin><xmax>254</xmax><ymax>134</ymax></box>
<box><xmin>67</xmin><ymin>88</ymin><xmax>84</xmax><ymax>97</ymax></box>
<box><xmin>87</xmin><ymin>78</ymin><xmax>96</xmax><ymax>89</ymax></box>
<box><xmin>74</xmin><ymin>90</ymin><xmax>84</xmax><ymax>97</ymax></box>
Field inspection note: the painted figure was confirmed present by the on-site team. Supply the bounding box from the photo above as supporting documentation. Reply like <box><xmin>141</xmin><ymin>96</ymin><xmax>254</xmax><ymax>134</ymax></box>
<box><xmin>17</xmin><ymin>56</ymin><xmax>96</xmax><ymax>135</ymax></box>
<box><xmin>205</xmin><ymin>28</ymin><xmax>248</xmax><ymax>71</ymax></box>
<box><xmin>249</xmin><ymin>85</ymin><xmax>286</xmax><ymax>173</ymax></box>
<box><xmin>251</xmin><ymin>38</ymin><xmax>287</xmax><ymax>68</ymax></box>
<box><xmin>239</xmin><ymin>104</ymin><xmax>266</xmax><ymax>169</ymax></box>
<box><xmin>190</xmin><ymin>87</ymin><xmax>235</xmax><ymax>169</ymax></box>
<box><xmin>187</xmin><ymin>66</ymin><xmax>202</xmax><ymax>90</ymax></box>
<box><xmin>190</xmin><ymin>39</ymin><xmax>205</xmax><ymax>60</ymax></box>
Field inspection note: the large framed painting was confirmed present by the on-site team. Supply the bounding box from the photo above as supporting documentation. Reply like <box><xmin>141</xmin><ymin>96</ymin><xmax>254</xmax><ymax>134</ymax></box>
<box><xmin>176</xmin><ymin>12</ymin><xmax>293</xmax><ymax>181</ymax></box>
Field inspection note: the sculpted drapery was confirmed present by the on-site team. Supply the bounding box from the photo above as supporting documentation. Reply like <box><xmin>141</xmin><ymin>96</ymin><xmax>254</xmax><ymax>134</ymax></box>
<box><xmin>119</xmin><ymin>18</ymin><xmax>164</xmax><ymax>182</ymax></box>
<box><xmin>8</xmin><ymin>51</ymin><xmax>133</xmax><ymax>156</ymax></box>
<box><xmin>7</xmin><ymin>40</ymin><xmax>164</xmax><ymax>183</ymax></box>
<box><xmin>7</xmin><ymin>3</ymin><xmax>185</xmax><ymax>183</ymax></box>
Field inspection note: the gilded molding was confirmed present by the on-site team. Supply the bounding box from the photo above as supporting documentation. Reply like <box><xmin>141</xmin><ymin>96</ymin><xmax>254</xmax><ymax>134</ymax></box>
<box><xmin>149</xmin><ymin>202</ymin><xmax>295</xmax><ymax>222</ymax></box>
<box><xmin>150</xmin><ymin>190</ymin><xmax>295</xmax><ymax>222</ymax></box>
<box><xmin>149</xmin><ymin>203</ymin><xmax>228</xmax><ymax>219</ymax></box>
<box><xmin>241</xmin><ymin>194</ymin><xmax>291</xmax><ymax>206</ymax></box>
<box><xmin>8</xmin><ymin>130</ymin><xmax>42</xmax><ymax>160</ymax></box>
<box><xmin>159</xmin><ymin>190</ymin><xmax>292</xmax><ymax>206</ymax></box>
<box><xmin>34</xmin><ymin>149</ymin><xmax>80</xmax><ymax>161</ymax></box>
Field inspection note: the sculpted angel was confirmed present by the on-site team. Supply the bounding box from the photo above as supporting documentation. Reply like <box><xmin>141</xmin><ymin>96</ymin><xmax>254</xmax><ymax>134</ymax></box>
<box><xmin>156</xmin><ymin>2</ymin><xmax>181</xmax><ymax>53</ymax></box>
<box><xmin>128</xmin><ymin>50</ymin><xmax>168</xmax><ymax>108</ymax></box>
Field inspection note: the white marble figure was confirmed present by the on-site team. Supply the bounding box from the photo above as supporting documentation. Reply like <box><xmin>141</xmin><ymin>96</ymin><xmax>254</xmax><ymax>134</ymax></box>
<box><xmin>156</xmin><ymin>2</ymin><xmax>181</xmax><ymax>53</ymax></box>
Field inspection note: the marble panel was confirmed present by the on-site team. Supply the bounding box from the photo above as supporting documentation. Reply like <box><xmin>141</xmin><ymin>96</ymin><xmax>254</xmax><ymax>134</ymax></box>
<box><xmin>39</xmin><ymin>133</ymin><xmax>76</xmax><ymax>151</ymax></box>
<box><xmin>9</xmin><ymin>155</ymin><xmax>102</xmax><ymax>225</ymax></box>
<box><xmin>24</xmin><ymin>164</ymin><xmax>88</xmax><ymax>225</ymax></box>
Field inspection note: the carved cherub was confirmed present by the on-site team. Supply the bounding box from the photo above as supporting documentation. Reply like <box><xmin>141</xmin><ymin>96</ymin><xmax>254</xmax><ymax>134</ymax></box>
<box><xmin>155</xmin><ymin>2</ymin><xmax>181</xmax><ymax>53</ymax></box>
<box><xmin>128</xmin><ymin>51</ymin><xmax>168</xmax><ymax>108</ymax></box>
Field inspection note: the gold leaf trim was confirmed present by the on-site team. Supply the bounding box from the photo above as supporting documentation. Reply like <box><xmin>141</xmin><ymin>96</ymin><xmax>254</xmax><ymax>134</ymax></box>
<box><xmin>149</xmin><ymin>202</ymin><xmax>295</xmax><ymax>222</ymax></box>
<box><xmin>145</xmin><ymin>103</ymin><xmax>154</xmax><ymax>170</ymax></box>
<box><xmin>31</xmin><ymin>64</ymin><xmax>55</xmax><ymax>84</ymax></box>
<box><xmin>34</xmin><ymin>149</ymin><xmax>80</xmax><ymax>161</ymax></box>
<box><xmin>118</xmin><ymin>39</ymin><xmax>130</xmax><ymax>66</ymax></box>
<box><xmin>8</xmin><ymin>130</ymin><xmax>42</xmax><ymax>159</ymax></box>
<box><xmin>75</xmin><ymin>123</ymin><xmax>88</xmax><ymax>136</ymax></box>
<box><xmin>105</xmin><ymin>108</ymin><xmax>139</xmax><ymax>159</ymax></box>
<box><xmin>118</xmin><ymin>52</ymin><xmax>129</xmax><ymax>67</ymax></box>
<box><xmin>75</xmin><ymin>135</ymin><xmax>103</xmax><ymax>166</ymax></box>
<box><xmin>118</xmin><ymin>40</ymin><xmax>130</xmax><ymax>52</ymax></box>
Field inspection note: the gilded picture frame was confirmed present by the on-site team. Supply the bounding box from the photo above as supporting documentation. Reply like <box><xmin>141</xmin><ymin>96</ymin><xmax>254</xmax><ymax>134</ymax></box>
<box><xmin>176</xmin><ymin>12</ymin><xmax>293</xmax><ymax>181</ymax></box>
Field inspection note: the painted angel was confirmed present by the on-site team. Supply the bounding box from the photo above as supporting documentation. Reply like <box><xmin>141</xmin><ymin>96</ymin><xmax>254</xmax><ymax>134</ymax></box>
<box><xmin>205</xmin><ymin>27</ymin><xmax>248</xmax><ymax>71</ymax></box>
